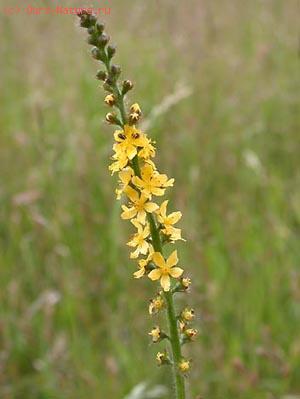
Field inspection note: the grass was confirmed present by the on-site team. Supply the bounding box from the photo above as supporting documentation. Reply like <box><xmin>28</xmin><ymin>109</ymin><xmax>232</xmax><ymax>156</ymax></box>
<box><xmin>0</xmin><ymin>1</ymin><xmax>299</xmax><ymax>398</ymax></box>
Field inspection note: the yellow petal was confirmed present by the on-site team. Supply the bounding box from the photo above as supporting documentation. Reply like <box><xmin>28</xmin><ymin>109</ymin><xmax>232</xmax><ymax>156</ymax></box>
<box><xmin>128</xmin><ymin>145</ymin><xmax>138</xmax><ymax>160</ymax></box>
<box><xmin>152</xmin><ymin>252</ymin><xmax>166</xmax><ymax>269</ymax></box>
<box><xmin>136</xmin><ymin>210</ymin><xmax>146</xmax><ymax>224</ymax></box>
<box><xmin>124</xmin><ymin>186</ymin><xmax>139</xmax><ymax>202</ymax></box>
<box><xmin>140</xmin><ymin>241</ymin><xmax>149</xmax><ymax>255</ymax></box>
<box><xmin>119</xmin><ymin>167</ymin><xmax>133</xmax><ymax>184</ymax></box>
<box><xmin>132</xmin><ymin>176</ymin><xmax>144</xmax><ymax>188</ymax></box>
<box><xmin>121</xmin><ymin>206</ymin><xmax>137</xmax><ymax>220</ymax></box>
<box><xmin>159</xmin><ymin>200</ymin><xmax>168</xmax><ymax>218</ymax></box>
<box><xmin>134</xmin><ymin>268</ymin><xmax>145</xmax><ymax>279</ymax></box>
<box><xmin>148</xmin><ymin>268</ymin><xmax>162</xmax><ymax>281</ymax></box>
<box><xmin>168</xmin><ymin>211</ymin><xmax>182</xmax><ymax>225</ymax></box>
<box><xmin>166</xmin><ymin>250</ymin><xmax>178</xmax><ymax>268</ymax></box>
<box><xmin>169</xmin><ymin>267</ymin><xmax>184</xmax><ymax>278</ymax></box>
<box><xmin>151</xmin><ymin>187</ymin><xmax>165</xmax><ymax>196</ymax></box>
<box><xmin>141</xmin><ymin>164</ymin><xmax>153</xmax><ymax>182</ymax></box>
<box><xmin>160</xmin><ymin>274</ymin><xmax>171</xmax><ymax>291</ymax></box>
<box><xmin>144</xmin><ymin>202</ymin><xmax>159</xmax><ymax>213</ymax></box>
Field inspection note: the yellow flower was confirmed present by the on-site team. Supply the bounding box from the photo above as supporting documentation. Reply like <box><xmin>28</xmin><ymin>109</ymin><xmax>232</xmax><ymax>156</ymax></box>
<box><xmin>133</xmin><ymin>247</ymin><xmax>154</xmax><ymax>278</ymax></box>
<box><xmin>178</xmin><ymin>358</ymin><xmax>191</xmax><ymax>374</ymax></box>
<box><xmin>148</xmin><ymin>326</ymin><xmax>161</xmax><ymax>343</ymax></box>
<box><xmin>127</xmin><ymin>219</ymin><xmax>150</xmax><ymax>259</ymax></box>
<box><xmin>132</xmin><ymin>163</ymin><xmax>174</xmax><ymax>199</ymax></box>
<box><xmin>115</xmin><ymin>167</ymin><xmax>134</xmax><ymax>199</ymax></box>
<box><xmin>109</xmin><ymin>143</ymin><xmax>129</xmax><ymax>174</ymax></box>
<box><xmin>113</xmin><ymin>124</ymin><xmax>148</xmax><ymax>162</ymax></box>
<box><xmin>138</xmin><ymin>137</ymin><xmax>156</xmax><ymax>160</ymax></box>
<box><xmin>121</xmin><ymin>186</ymin><xmax>158</xmax><ymax>224</ymax></box>
<box><xmin>148</xmin><ymin>250</ymin><xmax>183</xmax><ymax>291</ymax></box>
<box><xmin>156</xmin><ymin>200</ymin><xmax>183</xmax><ymax>241</ymax></box>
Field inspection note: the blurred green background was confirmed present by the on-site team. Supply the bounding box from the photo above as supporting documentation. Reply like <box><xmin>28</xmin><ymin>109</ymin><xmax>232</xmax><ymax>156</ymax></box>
<box><xmin>0</xmin><ymin>1</ymin><xmax>299</xmax><ymax>398</ymax></box>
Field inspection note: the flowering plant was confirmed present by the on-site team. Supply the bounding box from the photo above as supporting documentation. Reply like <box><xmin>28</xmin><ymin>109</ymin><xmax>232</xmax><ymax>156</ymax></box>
<box><xmin>77</xmin><ymin>11</ymin><xmax>197</xmax><ymax>398</ymax></box>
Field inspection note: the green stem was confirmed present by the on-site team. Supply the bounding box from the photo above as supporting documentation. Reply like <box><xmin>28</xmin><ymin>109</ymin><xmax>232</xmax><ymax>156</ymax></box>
<box><xmin>103</xmin><ymin>58</ymin><xmax>185</xmax><ymax>399</ymax></box>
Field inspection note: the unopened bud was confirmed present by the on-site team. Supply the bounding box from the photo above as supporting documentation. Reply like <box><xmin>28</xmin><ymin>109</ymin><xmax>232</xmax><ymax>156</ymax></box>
<box><xmin>91</xmin><ymin>47</ymin><xmax>102</xmax><ymax>60</ymax></box>
<box><xmin>96</xmin><ymin>22</ymin><xmax>105</xmax><ymax>34</ymax></box>
<box><xmin>107</xmin><ymin>45</ymin><xmax>116</xmax><ymax>59</ymax></box>
<box><xmin>98</xmin><ymin>33</ymin><xmax>110</xmax><ymax>47</ymax></box>
<box><xmin>122</xmin><ymin>80</ymin><xmax>133</xmax><ymax>95</ymax></box>
<box><xmin>129</xmin><ymin>113</ymin><xmax>140</xmax><ymax>125</ymax></box>
<box><xmin>104</xmin><ymin>94</ymin><xmax>116</xmax><ymax>107</ymax></box>
<box><xmin>88</xmin><ymin>35</ymin><xmax>98</xmax><ymax>46</ymax></box>
<box><xmin>96</xmin><ymin>70</ymin><xmax>107</xmax><ymax>81</ymax></box>
<box><xmin>105</xmin><ymin>112</ymin><xmax>119</xmax><ymax>125</ymax></box>
<box><xmin>110</xmin><ymin>64</ymin><xmax>121</xmax><ymax>78</ymax></box>
<box><xmin>130</xmin><ymin>103</ymin><xmax>142</xmax><ymax>115</ymax></box>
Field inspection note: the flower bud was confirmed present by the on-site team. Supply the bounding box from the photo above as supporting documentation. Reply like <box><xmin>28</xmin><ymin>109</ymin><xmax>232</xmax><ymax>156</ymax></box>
<box><xmin>88</xmin><ymin>14</ymin><xmax>97</xmax><ymax>26</ymax></box>
<box><xmin>87</xmin><ymin>26</ymin><xmax>95</xmax><ymax>35</ymax></box>
<box><xmin>96</xmin><ymin>70</ymin><xmax>107</xmax><ymax>81</ymax></box>
<box><xmin>105</xmin><ymin>112</ymin><xmax>119</xmax><ymax>125</ymax></box>
<box><xmin>88</xmin><ymin>35</ymin><xmax>98</xmax><ymax>46</ymax></box>
<box><xmin>181</xmin><ymin>277</ymin><xmax>192</xmax><ymax>290</ymax></box>
<box><xmin>91</xmin><ymin>47</ymin><xmax>102</xmax><ymax>60</ymax></box>
<box><xmin>110</xmin><ymin>64</ymin><xmax>121</xmax><ymax>78</ymax></box>
<box><xmin>107</xmin><ymin>45</ymin><xmax>116</xmax><ymax>59</ymax></box>
<box><xmin>129</xmin><ymin>113</ymin><xmax>140</xmax><ymax>125</ymax></box>
<box><xmin>79</xmin><ymin>14</ymin><xmax>90</xmax><ymax>28</ymax></box>
<box><xmin>130</xmin><ymin>103</ymin><xmax>142</xmax><ymax>115</ymax></box>
<box><xmin>104</xmin><ymin>94</ymin><xmax>116</xmax><ymax>107</ymax></box>
<box><xmin>122</xmin><ymin>80</ymin><xmax>133</xmax><ymax>95</ymax></box>
<box><xmin>103</xmin><ymin>81</ymin><xmax>114</xmax><ymax>93</ymax></box>
<box><xmin>98</xmin><ymin>33</ymin><xmax>110</xmax><ymax>47</ymax></box>
<box><xmin>96</xmin><ymin>22</ymin><xmax>105</xmax><ymax>34</ymax></box>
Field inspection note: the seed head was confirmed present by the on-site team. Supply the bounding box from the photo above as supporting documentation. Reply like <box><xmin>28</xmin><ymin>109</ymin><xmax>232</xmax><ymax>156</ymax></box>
<box><xmin>184</xmin><ymin>328</ymin><xmax>198</xmax><ymax>340</ymax></box>
<box><xmin>181</xmin><ymin>308</ymin><xmax>195</xmax><ymax>322</ymax></box>
<box><xmin>156</xmin><ymin>351</ymin><xmax>170</xmax><ymax>366</ymax></box>
<box><xmin>178</xmin><ymin>358</ymin><xmax>191</xmax><ymax>374</ymax></box>
<box><xmin>149</xmin><ymin>294</ymin><xmax>164</xmax><ymax>315</ymax></box>
<box><xmin>148</xmin><ymin>326</ymin><xmax>161</xmax><ymax>343</ymax></box>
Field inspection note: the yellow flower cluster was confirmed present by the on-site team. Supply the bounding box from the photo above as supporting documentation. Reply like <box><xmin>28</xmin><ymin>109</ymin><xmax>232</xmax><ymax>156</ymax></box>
<box><xmin>77</xmin><ymin>11</ymin><xmax>197</xmax><ymax>391</ymax></box>
<box><xmin>109</xmin><ymin>119</ymin><xmax>184</xmax><ymax>292</ymax></box>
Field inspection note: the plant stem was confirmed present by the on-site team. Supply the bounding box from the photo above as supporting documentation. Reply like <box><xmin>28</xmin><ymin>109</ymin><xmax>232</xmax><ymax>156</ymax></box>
<box><xmin>105</xmin><ymin>60</ymin><xmax>186</xmax><ymax>399</ymax></box>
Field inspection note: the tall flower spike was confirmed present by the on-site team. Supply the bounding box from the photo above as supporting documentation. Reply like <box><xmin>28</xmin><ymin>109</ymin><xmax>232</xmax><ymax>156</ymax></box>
<box><xmin>77</xmin><ymin>12</ymin><xmax>197</xmax><ymax>399</ymax></box>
